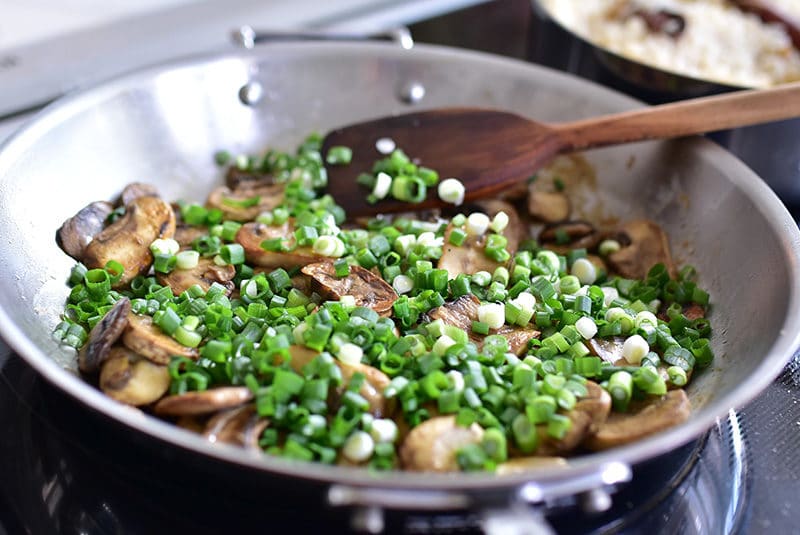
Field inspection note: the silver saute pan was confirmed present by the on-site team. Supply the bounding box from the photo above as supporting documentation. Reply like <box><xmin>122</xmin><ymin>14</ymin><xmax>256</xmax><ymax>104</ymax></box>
<box><xmin>0</xmin><ymin>42</ymin><xmax>799</xmax><ymax>528</ymax></box>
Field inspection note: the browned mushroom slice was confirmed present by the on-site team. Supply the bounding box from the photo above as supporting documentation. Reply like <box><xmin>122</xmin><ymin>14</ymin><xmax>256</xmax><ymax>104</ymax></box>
<box><xmin>175</xmin><ymin>416</ymin><xmax>206</xmax><ymax>433</ymax></box>
<box><xmin>287</xmin><ymin>345</ymin><xmax>391</xmax><ymax>417</ymax></box>
<box><xmin>438</xmin><ymin>224</ymin><xmax>503</xmax><ymax>280</ymax></box>
<box><xmin>78</xmin><ymin>297</ymin><xmax>131</xmax><ymax>373</ymax></box>
<box><xmin>537</xmin><ymin>381</ymin><xmax>612</xmax><ymax>455</ymax></box>
<box><xmin>438</xmin><ymin>202</ymin><xmax>521</xmax><ymax>280</ymax></box>
<box><xmin>173</xmin><ymin>224</ymin><xmax>209</xmax><ymax>249</ymax></box>
<box><xmin>539</xmin><ymin>221</ymin><xmax>595</xmax><ymax>245</ymax></box>
<box><xmin>203</xmin><ymin>404</ymin><xmax>257</xmax><ymax>445</ymax></box>
<box><xmin>528</xmin><ymin>190</ymin><xmax>570</xmax><ymax>223</ymax></box>
<box><xmin>242</xmin><ymin>415</ymin><xmax>270</xmax><ymax>450</ymax></box>
<box><xmin>236</xmin><ymin>221</ymin><xmax>323</xmax><ymax>269</ymax></box>
<box><xmin>206</xmin><ymin>184</ymin><xmax>284</xmax><ymax>222</ymax></box>
<box><xmin>339</xmin><ymin>360</ymin><xmax>393</xmax><ymax>417</ymax></box>
<box><xmin>585</xmin><ymin>389</ymin><xmax>691</xmax><ymax>451</ymax></box>
<box><xmin>56</xmin><ymin>201</ymin><xmax>114</xmax><ymax>260</ymax></box>
<box><xmin>122</xmin><ymin>313</ymin><xmax>198</xmax><ymax>365</ymax></box>
<box><xmin>683</xmin><ymin>304</ymin><xmax>706</xmax><ymax>321</ymax></box>
<box><xmin>154</xmin><ymin>386</ymin><xmax>254</xmax><ymax>416</ymax></box>
<box><xmin>587</xmin><ymin>337</ymin><xmax>627</xmax><ymax>366</ymax></box>
<box><xmin>83</xmin><ymin>196</ymin><xmax>176</xmax><ymax>287</ymax></box>
<box><xmin>496</xmin><ymin>456</ymin><xmax>569</xmax><ymax>475</ymax></box>
<box><xmin>607</xmin><ymin>220</ymin><xmax>676</xmax><ymax>280</ymax></box>
<box><xmin>472</xmin><ymin>199</ymin><xmax>524</xmax><ymax>252</ymax></box>
<box><xmin>99</xmin><ymin>345</ymin><xmax>171</xmax><ymax>405</ymax></box>
<box><xmin>119</xmin><ymin>182</ymin><xmax>159</xmax><ymax>205</ymax></box>
<box><xmin>156</xmin><ymin>258</ymin><xmax>236</xmax><ymax>296</ymax></box>
<box><xmin>301</xmin><ymin>261</ymin><xmax>397</xmax><ymax>317</ymax></box>
<box><xmin>225</xmin><ymin>166</ymin><xmax>276</xmax><ymax>190</ymax></box>
<box><xmin>399</xmin><ymin>415</ymin><xmax>485</xmax><ymax>472</ymax></box>
<box><xmin>426</xmin><ymin>294</ymin><xmax>540</xmax><ymax>355</ymax></box>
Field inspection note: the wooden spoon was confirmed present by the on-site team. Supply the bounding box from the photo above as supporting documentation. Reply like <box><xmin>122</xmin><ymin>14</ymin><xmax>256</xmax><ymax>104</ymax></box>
<box><xmin>322</xmin><ymin>82</ymin><xmax>800</xmax><ymax>217</ymax></box>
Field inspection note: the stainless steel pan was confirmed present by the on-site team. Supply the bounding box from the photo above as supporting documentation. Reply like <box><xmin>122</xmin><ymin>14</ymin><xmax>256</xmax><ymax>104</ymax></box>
<box><xmin>0</xmin><ymin>42</ymin><xmax>798</xmax><ymax>528</ymax></box>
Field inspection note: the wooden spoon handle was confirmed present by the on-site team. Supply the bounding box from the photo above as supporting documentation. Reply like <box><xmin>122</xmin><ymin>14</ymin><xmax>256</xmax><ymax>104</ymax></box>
<box><xmin>553</xmin><ymin>81</ymin><xmax>800</xmax><ymax>152</ymax></box>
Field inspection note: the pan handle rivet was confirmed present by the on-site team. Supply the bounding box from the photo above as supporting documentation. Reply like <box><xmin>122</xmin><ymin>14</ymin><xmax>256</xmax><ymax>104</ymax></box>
<box><xmin>239</xmin><ymin>81</ymin><xmax>264</xmax><ymax>106</ymax></box>
<box><xmin>398</xmin><ymin>81</ymin><xmax>425</xmax><ymax>104</ymax></box>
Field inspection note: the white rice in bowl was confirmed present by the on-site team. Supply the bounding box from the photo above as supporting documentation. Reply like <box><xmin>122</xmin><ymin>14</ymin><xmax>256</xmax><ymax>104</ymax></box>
<box><xmin>539</xmin><ymin>0</ymin><xmax>800</xmax><ymax>88</ymax></box>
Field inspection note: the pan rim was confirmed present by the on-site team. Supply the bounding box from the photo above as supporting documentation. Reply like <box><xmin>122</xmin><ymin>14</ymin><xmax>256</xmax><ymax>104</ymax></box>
<box><xmin>0</xmin><ymin>41</ymin><xmax>798</xmax><ymax>493</ymax></box>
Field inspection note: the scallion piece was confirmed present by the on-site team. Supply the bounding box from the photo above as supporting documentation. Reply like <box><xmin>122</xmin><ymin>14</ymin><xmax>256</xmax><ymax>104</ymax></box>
<box><xmin>326</xmin><ymin>146</ymin><xmax>353</xmax><ymax>165</ymax></box>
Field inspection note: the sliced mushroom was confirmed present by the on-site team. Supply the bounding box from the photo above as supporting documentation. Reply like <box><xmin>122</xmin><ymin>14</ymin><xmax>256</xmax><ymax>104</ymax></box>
<box><xmin>426</xmin><ymin>294</ymin><xmax>540</xmax><ymax>356</ymax></box>
<box><xmin>339</xmin><ymin>360</ymin><xmax>393</xmax><ymax>417</ymax></box>
<box><xmin>242</xmin><ymin>415</ymin><xmax>270</xmax><ymax>450</ymax></box>
<box><xmin>399</xmin><ymin>415</ymin><xmax>485</xmax><ymax>472</ymax></box>
<box><xmin>225</xmin><ymin>166</ymin><xmax>276</xmax><ymax>190</ymax></box>
<box><xmin>206</xmin><ymin>184</ymin><xmax>284</xmax><ymax>222</ymax></box>
<box><xmin>683</xmin><ymin>304</ymin><xmax>706</xmax><ymax>321</ymax></box>
<box><xmin>472</xmin><ymin>199</ymin><xmax>524</xmax><ymax>252</ymax></box>
<box><xmin>528</xmin><ymin>154</ymin><xmax>598</xmax><ymax>222</ymax></box>
<box><xmin>607</xmin><ymin>220</ymin><xmax>676</xmax><ymax>280</ymax></box>
<box><xmin>537</xmin><ymin>381</ymin><xmax>611</xmax><ymax>455</ymax></box>
<box><xmin>122</xmin><ymin>312</ymin><xmax>198</xmax><ymax>365</ymax></box>
<box><xmin>236</xmin><ymin>221</ymin><xmax>323</xmax><ymax>269</ymax></box>
<box><xmin>154</xmin><ymin>386</ymin><xmax>254</xmax><ymax>416</ymax></box>
<box><xmin>438</xmin><ymin>202</ymin><xmax>521</xmax><ymax>280</ymax></box>
<box><xmin>539</xmin><ymin>221</ymin><xmax>595</xmax><ymax>245</ymax></box>
<box><xmin>203</xmin><ymin>404</ymin><xmax>260</xmax><ymax>445</ymax></box>
<box><xmin>173</xmin><ymin>224</ymin><xmax>209</xmax><ymax>249</ymax></box>
<box><xmin>157</xmin><ymin>258</ymin><xmax>236</xmax><ymax>296</ymax></box>
<box><xmin>438</xmin><ymin>224</ymin><xmax>505</xmax><ymax>280</ymax></box>
<box><xmin>119</xmin><ymin>182</ymin><xmax>159</xmax><ymax>205</ymax></box>
<box><xmin>301</xmin><ymin>261</ymin><xmax>397</xmax><ymax>317</ymax></box>
<box><xmin>587</xmin><ymin>336</ymin><xmax>627</xmax><ymax>366</ymax></box>
<box><xmin>78</xmin><ymin>297</ymin><xmax>131</xmax><ymax>373</ymax></box>
<box><xmin>496</xmin><ymin>456</ymin><xmax>569</xmax><ymax>475</ymax></box>
<box><xmin>585</xmin><ymin>389</ymin><xmax>691</xmax><ymax>451</ymax></box>
<box><xmin>56</xmin><ymin>201</ymin><xmax>114</xmax><ymax>260</ymax></box>
<box><xmin>99</xmin><ymin>345</ymin><xmax>171</xmax><ymax>405</ymax></box>
<box><xmin>83</xmin><ymin>196</ymin><xmax>176</xmax><ymax>287</ymax></box>
<box><xmin>528</xmin><ymin>190</ymin><xmax>570</xmax><ymax>223</ymax></box>
<box><xmin>287</xmin><ymin>345</ymin><xmax>391</xmax><ymax>417</ymax></box>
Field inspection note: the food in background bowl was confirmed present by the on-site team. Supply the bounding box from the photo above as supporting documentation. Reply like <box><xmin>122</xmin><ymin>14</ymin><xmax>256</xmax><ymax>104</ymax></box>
<box><xmin>539</xmin><ymin>0</ymin><xmax>800</xmax><ymax>88</ymax></box>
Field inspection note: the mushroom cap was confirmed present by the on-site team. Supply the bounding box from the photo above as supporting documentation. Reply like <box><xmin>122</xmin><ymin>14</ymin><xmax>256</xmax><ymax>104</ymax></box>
<box><xmin>99</xmin><ymin>346</ymin><xmax>171</xmax><ymax>406</ymax></box>
<box><xmin>236</xmin><ymin>221</ymin><xmax>323</xmax><ymax>269</ymax></box>
<box><xmin>154</xmin><ymin>386</ymin><xmax>254</xmax><ymax>417</ymax></box>
<box><xmin>122</xmin><ymin>313</ymin><xmax>199</xmax><ymax>365</ymax></box>
<box><xmin>607</xmin><ymin>219</ymin><xmax>676</xmax><ymax>280</ymax></box>
<box><xmin>426</xmin><ymin>294</ymin><xmax>540</xmax><ymax>356</ymax></box>
<box><xmin>206</xmin><ymin>184</ymin><xmax>284</xmax><ymax>222</ymax></box>
<box><xmin>78</xmin><ymin>297</ymin><xmax>131</xmax><ymax>374</ymax></box>
<box><xmin>83</xmin><ymin>195</ymin><xmax>176</xmax><ymax>287</ymax></box>
<box><xmin>537</xmin><ymin>381</ymin><xmax>612</xmax><ymax>456</ymax></box>
<box><xmin>56</xmin><ymin>201</ymin><xmax>114</xmax><ymax>260</ymax></box>
<box><xmin>585</xmin><ymin>389</ymin><xmax>691</xmax><ymax>451</ymax></box>
<box><xmin>118</xmin><ymin>182</ymin><xmax>159</xmax><ymax>205</ymax></box>
<box><xmin>301</xmin><ymin>261</ymin><xmax>398</xmax><ymax>317</ymax></box>
<box><xmin>156</xmin><ymin>257</ymin><xmax>235</xmax><ymax>296</ymax></box>
<box><xmin>399</xmin><ymin>415</ymin><xmax>485</xmax><ymax>472</ymax></box>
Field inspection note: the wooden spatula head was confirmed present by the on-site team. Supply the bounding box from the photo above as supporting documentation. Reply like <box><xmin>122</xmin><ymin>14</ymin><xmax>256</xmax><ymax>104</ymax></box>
<box><xmin>321</xmin><ymin>108</ymin><xmax>559</xmax><ymax>217</ymax></box>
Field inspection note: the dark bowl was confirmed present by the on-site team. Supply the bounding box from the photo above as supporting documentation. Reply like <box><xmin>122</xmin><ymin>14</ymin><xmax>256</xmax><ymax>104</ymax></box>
<box><xmin>528</xmin><ymin>0</ymin><xmax>800</xmax><ymax>207</ymax></box>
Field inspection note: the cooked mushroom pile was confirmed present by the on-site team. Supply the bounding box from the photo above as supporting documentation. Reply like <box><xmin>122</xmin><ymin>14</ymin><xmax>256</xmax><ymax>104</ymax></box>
<box><xmin>53</xmin><ymin>136</ymin><xmax>713</xmax><ymax>472</ymax></box>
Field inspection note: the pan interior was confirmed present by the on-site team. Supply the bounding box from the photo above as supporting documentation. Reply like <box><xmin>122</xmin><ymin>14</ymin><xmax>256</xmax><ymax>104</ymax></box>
<box><xmin>0</xmin><ymin>43</ymin><xmax>797</xmax><ymax>487</ymax></box>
